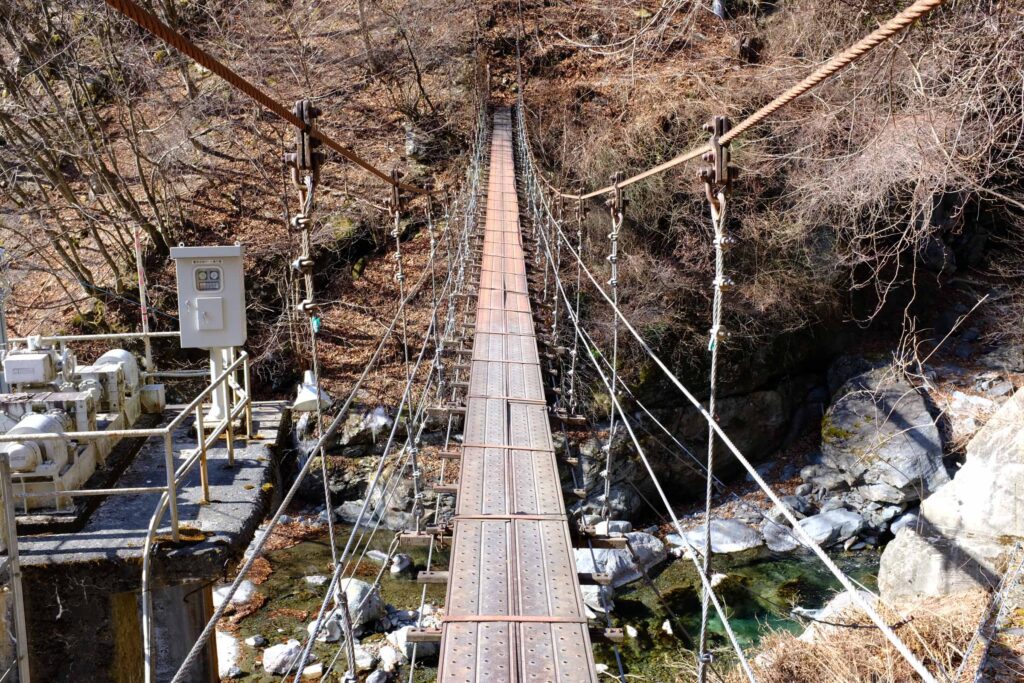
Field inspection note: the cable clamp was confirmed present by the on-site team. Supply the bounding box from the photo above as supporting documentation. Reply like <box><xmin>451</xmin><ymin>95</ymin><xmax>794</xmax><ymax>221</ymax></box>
<box><xmin>713</xmin><ymin>235</ymin><xmax>737</xmax><ymax>251</ymax></box>
<box><xmin>291</xmin><ymin>256</ymin><xmax>314</xmax><ymax>275</ymax></box>
<box><xmin>708</xmin><ymin>325</ymin><xmax>729</xmax><ymax>350</ymax></box>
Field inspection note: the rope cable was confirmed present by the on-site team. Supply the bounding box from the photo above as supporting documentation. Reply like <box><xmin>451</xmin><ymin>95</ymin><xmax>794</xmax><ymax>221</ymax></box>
<box><xmin>532</xmin><ymin>0</ymin><xmax>947</xmax><ymax>200</ymax></box>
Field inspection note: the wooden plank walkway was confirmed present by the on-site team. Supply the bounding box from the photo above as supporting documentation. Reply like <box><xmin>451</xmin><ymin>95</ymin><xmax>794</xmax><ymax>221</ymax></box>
<box><xmin>436</xmin><ymin>109</ymin><xmax>599</xmax><ymax>682</ymax></box>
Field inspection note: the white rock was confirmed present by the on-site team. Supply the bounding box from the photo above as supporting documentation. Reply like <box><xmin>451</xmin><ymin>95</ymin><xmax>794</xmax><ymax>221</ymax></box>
<box><xmin>797</xmin><ymin>591</ymin><xmax>877</xmax><ymax>644</ymax></box>
<box><xmin>216</xmin><ymin>631</ymin><xmax>239</xmax><ymax>679</ymax></box>
<box><xmin>580</xmin><ymin>584</ymin><xmax>614</xmax><ymax>614</ymax></box>
<box><xmin>366</xmin><ymin>670</ymin><xmax>389</xmax><ymax>683</ymax></box>
<box><xmin>244</xmin><ymin>634</ymin><xmax>267</xmax><ymax>647</ymax></box>
<box><xmin>334</xmin><ymin>578</ymin><xmax>385</xmax><ymax>629</ymax></box>
<box><xmin>212</xmin><ymin>580</ymin><xmax>256</xmax><ymax>608</ymax></box>
<box><xmin>378</xmin><ymin>645</ymin><xmax>403</xmax><ymax>672</ymax></box>
<box><xmin>262</xmin><ymin>639</ymin><xmax>303</xmax><ymax>675</ymax></box>
<box><xmin>710</xmin><ymin>573</ymin><xmax>728</xmax><ymax>588</ymax></box>
<box><xmin>797</xmin><ymin>510</ymin><xmax>864</xmax><ymax>547</ymax></box>
<box><xmin>366</xmin><ymin>550</ymin><xmax>389</xmax><ymax>564</ymax></box>
<box><xmin>353</xmin><ymin>644</ymin><xmax>376</xmax><ymax>672</ymax></box>
<box><xmin>390</xmin><ymin>553</ymin><xmax>413</xmax><ymax>574</ymax></box>
<box><xmin>681</xmin><ymin>519</ymin><xmax>764</xmax><ymax>554</ymax></box>
<box><xmin>596</xmin><ymin>663</ymin><xmax>609</xmax><ymax>674</ymax></box>
<box><xmin>387</xmin><ymin>624</ymin><xmax>438</xmax><ymax>659</ymax></box>
<box><xmin>574</xmin><ymin>532</ymin><xmax>666</xmax><ymax>588</ymax></box>
<box><xmin>761</xmin><ymin>520</ymin><xmax>800</xmax><ymax>553</ymax></box>
<box><xmin>889</xmin><ymin>511</ymin><xmax>919</xmax><ymax>535</ymax></box>
<box><xmin>307</xmin><ymin>615</ymin><xmax>342</xmax><ymax>642</ymax></box>
<box><xmin>625</xmin><ymin>624</ymin><xmax>638</xmax><ymax>638</ymax></box>
<box><xmin>304</xmin><ymin>574</ymin><xmax>329</xmax><ymax>587</ymax></box>
<box><xmin>661</xmin><ymin>620</ymin><xmax>673</xmax><ymax>636</ymax></box>
<box><xmin>301</xmin><ymin>662</ymin><xmax>323</xmax><ymax>680</ymax></box>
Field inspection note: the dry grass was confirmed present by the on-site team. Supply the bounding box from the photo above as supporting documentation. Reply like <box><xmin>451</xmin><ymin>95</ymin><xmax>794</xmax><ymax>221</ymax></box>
<box><xmin>727</xmin><ymin>590</ymin><xmax>989</xmax><ymax>683</ymax></box>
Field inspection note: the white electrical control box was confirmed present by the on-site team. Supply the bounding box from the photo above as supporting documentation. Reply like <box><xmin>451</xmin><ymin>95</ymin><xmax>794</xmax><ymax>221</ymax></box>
<box><xmin>170</xmin><ymin>245</ymin><xmax>248</xmax><ymax>349</ymax></box>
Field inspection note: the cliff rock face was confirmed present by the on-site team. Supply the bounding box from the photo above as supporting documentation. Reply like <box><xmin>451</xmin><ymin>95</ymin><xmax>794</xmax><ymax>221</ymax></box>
<box><xmin>879</xmin><ymin>390</ymin><xmax>1024</xmax><ymax>601</ymax></box>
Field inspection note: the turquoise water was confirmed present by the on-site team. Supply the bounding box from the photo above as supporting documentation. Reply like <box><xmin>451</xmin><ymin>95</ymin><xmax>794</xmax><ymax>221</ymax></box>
<box><xmin>595</xmin><ymin>549</ymin><xmax>881</xmax><ymax>681</ymax></box>
<box><xmin>229</xmin><ymin>526</ymin><xmax>878</xmax><ymax>682</ymax></box>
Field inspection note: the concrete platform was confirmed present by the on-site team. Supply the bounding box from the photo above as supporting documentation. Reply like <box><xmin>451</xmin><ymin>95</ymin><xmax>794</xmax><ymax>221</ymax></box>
<box><xmin>15</xmin><ymin>401</ymin><xmax>288</xmax><ymax>682</ymax></box>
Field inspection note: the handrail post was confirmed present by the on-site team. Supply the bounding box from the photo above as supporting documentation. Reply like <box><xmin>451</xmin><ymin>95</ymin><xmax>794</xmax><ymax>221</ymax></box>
<box><xmin>164</xmin><ymin>432</ymin><xmax>179</xmax><ymax>541</ymax></box>
<box><xmin>225</xmin><ymin>405</ymin><xmax>236</xmax><ymax>468</ymax></box>
<box><xmin>224</xmin><ymin>349</ymin><xmax>236</xmax><ymax>467</ymax></box>
<box><xmin>134</xmin><ymin>226</ymin><xmax>155</xmax><ymax>372</ymax></box>
<box><xmin>195</xmin><ymin>405</ymin><xmax>210</xmax><ymax>504</ymax></box>
<box><xmin>0</xmin><ymin>454</ymin><xmax>31</xmax><ymax>683</ymax></box>
<box><xmin>243</xmin><ymin>355</ymin><xmax>253</xmax><ymax>439</ymax></box>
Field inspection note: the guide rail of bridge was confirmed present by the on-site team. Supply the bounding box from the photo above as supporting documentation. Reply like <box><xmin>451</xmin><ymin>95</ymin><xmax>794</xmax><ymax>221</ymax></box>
<box><xmin>436</xmin><ymin>109</ymin><xmax>599</xmax><ymax>682</ymax></box>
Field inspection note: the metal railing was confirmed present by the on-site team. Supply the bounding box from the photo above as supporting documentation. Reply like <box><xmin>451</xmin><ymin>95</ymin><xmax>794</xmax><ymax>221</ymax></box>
<box><xmin>0</xmin><ymin>332</ymin><xmax>253</xmax><ymax>540</ymax></box>
<box><xmin>2</xmin><ymin>330</ymin><xmax>257</xmax><ymax>682</ymax></box>
<box><xmin>0</xmin><ymin>454</ymin><xmax>30</xmax><ymax>683</ymax></box>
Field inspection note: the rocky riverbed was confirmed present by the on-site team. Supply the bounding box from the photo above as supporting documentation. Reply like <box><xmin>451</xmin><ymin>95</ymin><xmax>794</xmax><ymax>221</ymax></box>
<box><xmin>217</xmin><ymin>349</ymin><xmax>1021</xmax><ymax>680</ymax></box>
<box><xmin>212</xmin><ymin>517</ymin><xmax>881</xmax><ymax>681</ymax></box>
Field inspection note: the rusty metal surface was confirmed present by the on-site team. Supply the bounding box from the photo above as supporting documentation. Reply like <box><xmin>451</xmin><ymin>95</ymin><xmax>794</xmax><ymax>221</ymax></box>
<box><xmin>437</xmin><ymin>109</ymin><xmax>598</xmax><ymax>682</ymax></box>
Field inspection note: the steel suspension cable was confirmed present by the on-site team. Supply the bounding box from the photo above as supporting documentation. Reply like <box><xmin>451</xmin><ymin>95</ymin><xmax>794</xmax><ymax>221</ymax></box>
<box><xmin>528</xmin><ymin>174</ymin><xmax>756</xmax><ymax>680</ymax></box>
<box><xmin>169</xmin><ymin>193</ymin><xmax>456</xmax><ymax>683</ymax></box>
<box><xmin>293</xmin><ymin>158</ymin><xmax>482</xmax><ymax>678</ymax></box>
<box><xmin>521</xmin><ymin>118</ymin><xmax>941</xmax><ymax>682</ymax></box>
<box><xmin>101</xmin><ymin>0</ymin><xmax>430</xmax><ymax>196</ymax></box>
<box><xmin>290</xmin><ymin>279</ymin><xmax>450</xmax><ymax>681</ymax></box>
<box><xmin>699</xmin><ymin>189</ymin><xmax>728</xmax><ymax>683</ymax></box>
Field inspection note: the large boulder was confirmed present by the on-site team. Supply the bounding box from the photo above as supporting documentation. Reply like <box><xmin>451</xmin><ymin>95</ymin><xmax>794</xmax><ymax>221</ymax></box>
<box><xmin>922</xmin><ymin>389</ymin><xmax>1024</xmax><ymax>538</ymax></box>
<box><xmin>334</xmin><ymin>578</ymin><xmax>385</xmax><ymax>630</ymax></box>
<box><xmin>816</xmin><ymin>369</ymin><xmax>948</xmax><ymax>504</ymax></box>
<box><xmin>761</xmin><ymin>519</ymin><xmax>800</xmax><ymax>553</ymax></box>
<box><xmin>797</xmin><ymin>510</ymin><xmax>864</xmax><ymax>547</ymax></box>
<box><xmin>878</xmin><ymin>524</ymin><xmax>1003</xmax><ymax>601</ymax></box>
<box><xmin>574</xmin><ymin>532</ymin><xmax>666</xmax><ymax>588</ymax></box>
<box><xmin>678</xmin><ymin>519</ymin><xmax>764</xmax><ymax>554</ymax></box>
<box><xmin>878</xmin><ymin>390</ymin><xmax>1024</xmax><ymax>601</ymax></box>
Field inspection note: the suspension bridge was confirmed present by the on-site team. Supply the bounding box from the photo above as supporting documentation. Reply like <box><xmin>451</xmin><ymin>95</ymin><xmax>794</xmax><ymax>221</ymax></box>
<box><xmin>434</xmin><ymin>108</ymin><xmax>598</xmax><ymax>682</ymax></box>
<box><xmin>0</xmin><ymin>0</ymin><xmax>981</xmax><ymax>681</ymax></box>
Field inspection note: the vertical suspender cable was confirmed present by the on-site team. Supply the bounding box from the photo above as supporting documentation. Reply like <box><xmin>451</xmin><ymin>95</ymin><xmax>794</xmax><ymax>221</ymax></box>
<box><xmin>698</xmin><ymin>190</ymin><xmax>728</xmax><ymax>682</ymax></box>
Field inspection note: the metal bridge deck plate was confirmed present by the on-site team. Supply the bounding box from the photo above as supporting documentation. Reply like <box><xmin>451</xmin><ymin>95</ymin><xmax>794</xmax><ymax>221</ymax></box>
<box><xmin>437</xmin><ymin>109</ymin><xmax>598</xmax><ymax>683</ymax></box>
